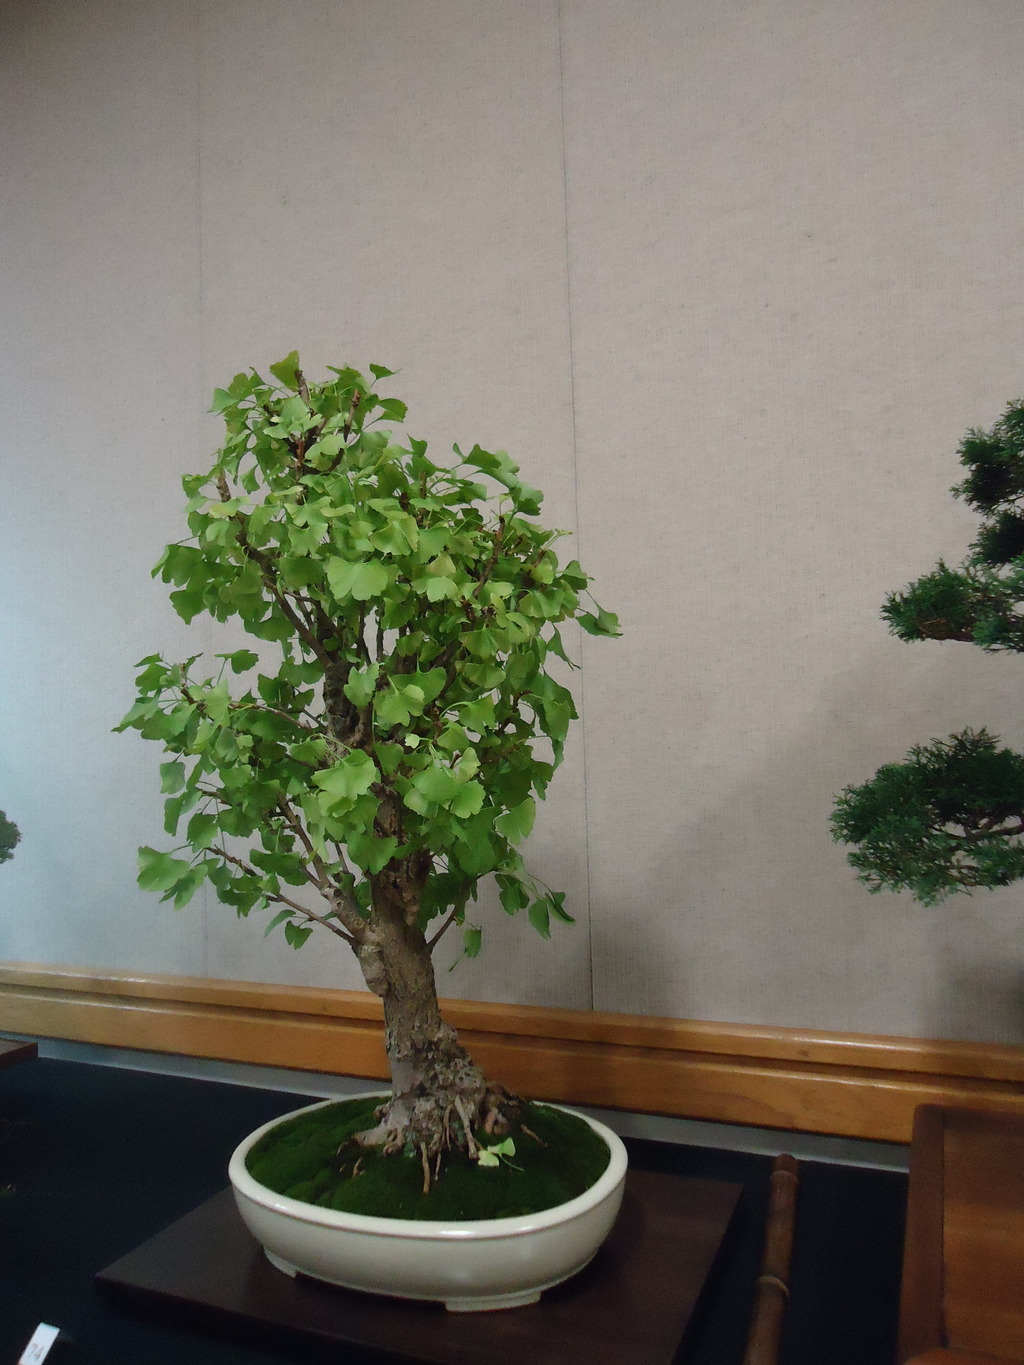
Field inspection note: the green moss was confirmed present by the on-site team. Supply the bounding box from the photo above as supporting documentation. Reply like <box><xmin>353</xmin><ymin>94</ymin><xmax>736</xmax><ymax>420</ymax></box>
<box><xmin>245</xmin><ymin>1097</ymin><xmax>611</xmax><ymax>1221</ymax></box>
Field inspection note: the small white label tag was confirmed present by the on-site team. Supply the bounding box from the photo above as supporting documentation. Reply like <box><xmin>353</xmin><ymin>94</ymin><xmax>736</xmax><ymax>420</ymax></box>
<box><xmin>19</xmin><ymin>1323</ymin><xmax>60</xmax><ymax>1364</ymax></box>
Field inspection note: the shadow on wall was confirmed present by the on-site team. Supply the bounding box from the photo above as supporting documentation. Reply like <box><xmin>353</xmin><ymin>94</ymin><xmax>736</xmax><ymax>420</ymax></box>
<box><xmin>590</xmin><ymin>905</ymin><xmax>688</xmax><ymax>1023</ymax></box>
<box><xmin>932</xmin><ymin>956</ymin><xmax>1024</xmax><ymax>1044</ymax></box>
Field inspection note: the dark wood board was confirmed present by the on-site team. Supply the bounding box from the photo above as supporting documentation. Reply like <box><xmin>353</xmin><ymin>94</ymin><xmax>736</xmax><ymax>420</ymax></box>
<box><xmin>96</xmin><ymin>1169</ymin><xmax>741</xmax><ymax>1365</ymax></box>
<box><xmin>0</xmin><ymin>1039</ymin><xmax>37</xmax><ymax>1070</ymax></box>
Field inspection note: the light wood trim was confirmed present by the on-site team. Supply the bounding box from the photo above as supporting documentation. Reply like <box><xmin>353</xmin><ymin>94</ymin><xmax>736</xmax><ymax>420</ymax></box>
<box><xmin>3</xmin><ymin>960</ymin><xmax>1024</xmax><ymax>1143</ymax></box>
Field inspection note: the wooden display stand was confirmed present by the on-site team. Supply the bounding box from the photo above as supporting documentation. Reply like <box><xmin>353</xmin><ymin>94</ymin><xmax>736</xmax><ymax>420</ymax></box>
<box><xmin>899</xmin><ymin>1105</ymin><xmax>1024</xmax><ymax>1364</ymax></box>
<box><xmin>97</xmin><ymin>1169</ymin><xmax>740</xmax><ymax>1365</ymax></box>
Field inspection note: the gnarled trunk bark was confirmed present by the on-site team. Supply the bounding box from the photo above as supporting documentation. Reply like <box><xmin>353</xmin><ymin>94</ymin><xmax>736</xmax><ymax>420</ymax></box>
<box><xmin>354</xmin><ymin>864</ymin><xmax>519</xmax><ymax>1170</ymax></box>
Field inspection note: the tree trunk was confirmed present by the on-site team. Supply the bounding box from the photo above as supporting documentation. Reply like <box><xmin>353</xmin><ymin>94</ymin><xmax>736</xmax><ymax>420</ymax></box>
<box><xmin>354</xmin><ymin>866</ymin><xmax>519</xmax><ymax>1166</ymax></box>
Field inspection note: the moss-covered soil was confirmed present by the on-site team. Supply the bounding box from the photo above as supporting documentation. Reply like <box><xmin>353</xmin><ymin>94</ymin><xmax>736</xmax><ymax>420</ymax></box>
<box><xmin>245</xmin><ymin>1096</ymin><xmax>611</xmax><ymax>1221</ymax></box>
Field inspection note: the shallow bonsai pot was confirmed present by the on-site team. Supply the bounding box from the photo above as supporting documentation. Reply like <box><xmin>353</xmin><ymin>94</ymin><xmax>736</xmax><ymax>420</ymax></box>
<box><xmin>228</xmin><ymin>1092</ymin><xmax>628</xmax><ymax>1312</ymax></box>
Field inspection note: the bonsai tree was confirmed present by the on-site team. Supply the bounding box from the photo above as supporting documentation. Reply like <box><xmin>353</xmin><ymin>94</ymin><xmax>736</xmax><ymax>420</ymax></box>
<box><xmin>0</xmin><ymin>811</ymin><xmax>19</xmax><ymax>865</ymax></box>
<box><xmin>118</xmin><ymin>354</ymin><xmax>618</xmax><ymax>1175</ymax></box>
<box><xmin>832</xmin><ymin>398</ymin><xmax>1024</xmax><ymax>903</ymax></box>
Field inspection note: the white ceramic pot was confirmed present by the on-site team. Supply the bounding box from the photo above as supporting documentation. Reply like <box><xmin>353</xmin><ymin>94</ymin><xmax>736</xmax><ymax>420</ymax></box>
<box><xmin>228</xmin><ymin>1093</ymin><xmax>628</xmax><ymax>1312</ymax></box>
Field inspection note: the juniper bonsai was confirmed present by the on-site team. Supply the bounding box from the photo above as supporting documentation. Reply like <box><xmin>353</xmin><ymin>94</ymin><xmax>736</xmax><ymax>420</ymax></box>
<box><xmin>832</xmin><ymin>398</ymin><xmax>1024</xmax><ymax>903</ymax></box>
<box><xmin>118</xmin><ymin>354</ymin><xmax>618</xmax><ymax>1174</ymax></box>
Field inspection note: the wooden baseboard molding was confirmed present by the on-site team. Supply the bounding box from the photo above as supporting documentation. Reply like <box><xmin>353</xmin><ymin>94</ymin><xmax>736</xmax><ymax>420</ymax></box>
<box><xmin>2</xmin><ymin>960</ymin><xmax>1023</xmax><ymax>1143</ymax></box>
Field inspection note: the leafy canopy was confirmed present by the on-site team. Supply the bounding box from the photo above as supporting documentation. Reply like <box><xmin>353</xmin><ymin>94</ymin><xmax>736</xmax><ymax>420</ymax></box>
<box><xmin>0</xmin><ymin>810</ymin><xmax>19</xmax><ymax>866</ymax></box>
<box><xmin>833</xmin><ymin>398</ymin><xmax>1024</xmax><ymax>902</ymax></box>
<box><xmin>882</xmin><ymin>400</ymin><xmax>1024</xmax><ymax>651</ymax></box>
<box><xmin>832</xmin><ymin>730</ymin><xmax>1024</xmax><ymax>904</ymax></box>
<box><xmin>118</xmin><ymin>355</ymin><xmax>618</xmax><ymax>957</ymax></box>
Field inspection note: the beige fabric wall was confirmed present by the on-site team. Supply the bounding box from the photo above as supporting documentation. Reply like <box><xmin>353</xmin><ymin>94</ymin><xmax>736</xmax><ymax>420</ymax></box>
<box><xmin>3</xmin><ymin>0</ymin><xmax>1024</xmax><ymax>1042</ymax></box>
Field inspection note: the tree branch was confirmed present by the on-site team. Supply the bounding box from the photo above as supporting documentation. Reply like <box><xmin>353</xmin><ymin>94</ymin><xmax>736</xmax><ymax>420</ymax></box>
<box><xmin>956</xmin><ymin>819</ymin><xmax>1024</xmax><ymax>843</ymax></box>
<box><xmin>426</xmin><ymin>905</ymin><xmax>461</xmax><ymax>952</ymax></box>
<box><xmin>274</xmin><ymin>797</ymin><xmax>335</xmax><ymax>886</ymax></box>
<box><xmin>210</xmin><ymin>845</ymin><xmax>355</xmax><ymax>945</ymax></box>
<box><xmin>213</xmin><ymin>474</ymin><xmax>333</xmax><ymax>665</ymax></box>
<box><xmin>233</xmin><ymin>701</ymin><xmax>318</xmax><ymax>736</ymax></box>
<box><xmin>272</xmin><ymin>796</ymin><xmax>369</xmax><ymax>941</ymax></box>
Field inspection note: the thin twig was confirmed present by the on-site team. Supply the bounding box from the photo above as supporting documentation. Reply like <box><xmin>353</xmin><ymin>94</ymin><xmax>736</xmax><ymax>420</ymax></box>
<box><xmin>426</xmin><ymin>905</ymin><xmax>462</xmax><ymax>951</ymax></box>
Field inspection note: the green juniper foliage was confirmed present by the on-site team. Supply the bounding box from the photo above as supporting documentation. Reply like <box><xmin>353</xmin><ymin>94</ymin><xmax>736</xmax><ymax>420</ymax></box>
<box><xmin>118</xmin><ymin>354</ymin><xmax>618</xmax><ymax>961</ymax></box>
<box><xmin>0</xmin><ymin>811</ymin><xmax>19</xmax><ymax>865</ymax></box>
<box><xmin>832</xmin><ymin>398</ymin><xmax>1024</xmax><ymax>903</ymax></box>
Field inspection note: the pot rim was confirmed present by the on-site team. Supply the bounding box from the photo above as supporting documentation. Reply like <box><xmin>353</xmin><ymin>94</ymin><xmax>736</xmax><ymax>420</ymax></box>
<box><xmin>229</xmin><ymin>1090</ymin><xmax>628</xmax><ymax>1242</ymax></box>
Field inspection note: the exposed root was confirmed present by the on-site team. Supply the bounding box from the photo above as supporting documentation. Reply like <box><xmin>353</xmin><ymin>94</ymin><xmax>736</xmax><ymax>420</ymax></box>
<box><xmin>453</xmin><ymin>1097</ymin><xmax>479</xmax><ymax>1158</ymax></box>
<box><xmin>482</xmin><ymin>1084</ymin><xmax>524</xmax><ymax>1135</ymax></box>
<box><xmin>354</xmin><ymin>1077</ymin><xmax>527</xmax><ymax>1188</ymax></box>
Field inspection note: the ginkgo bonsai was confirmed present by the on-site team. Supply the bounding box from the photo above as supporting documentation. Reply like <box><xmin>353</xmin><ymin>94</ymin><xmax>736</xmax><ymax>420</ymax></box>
<box><xmin>118</xmin><ymin>353</ymin><xmax>618</xmax><ymax>1180</ymax></box>
<box><xmin>833</xmin><ymin>398</ymin><xmax>1024</xmax><ymax>903</ymax></box>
